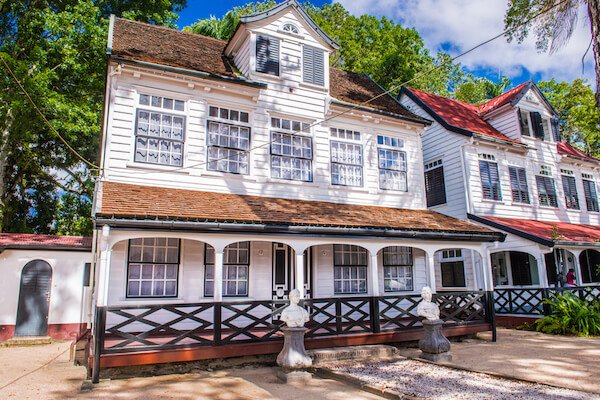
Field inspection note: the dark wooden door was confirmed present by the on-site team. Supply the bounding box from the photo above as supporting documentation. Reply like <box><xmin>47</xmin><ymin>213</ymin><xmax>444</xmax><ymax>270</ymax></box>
<box><xmin>510</xmin><ymin>252</ymin><xmax>532</xmax><ymax>286</ymax></box>
<box><xmin>15</xmin><ymin>260</ymin><xmax>52</xmax><ymax>336</ymax></box>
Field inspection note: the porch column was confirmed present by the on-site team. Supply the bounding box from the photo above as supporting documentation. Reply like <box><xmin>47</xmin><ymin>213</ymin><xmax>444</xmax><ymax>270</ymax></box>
<box><xmin>213</xmin><ymin>250</ymin><xmax>224</xmax><ymax>302</ymax></box>
<box><xmin>96</xmin><ymin>249</ymin><xmax>112</xmax><ymax>306</ymax></box>
<box><xmin>426</xmin><ymin>252</ymin><xmax>437</xmax><ymax>293</ymax></box>
<box><xmin>570</xmin><ymin>249</ymin><xmax>583</xmax><ymax>285</ymax></box>
<box><xmin>483</xmin><ymin>246</ymin><xmax>494</xmax><ymax>292</ymax></box>
<box><xmin>295</xmin><ymin>250</ymin><xmax>305</xmax><ymax>299</ymax></box>
<box><xmin>370</xmin><ymin>252</ymin><xmax>380</xmax><ymax>297</ymax></box>
<box><xmin>536</xmin><ymin>252</ymin><xmax>549</xmax><ymax>289</ymax></box>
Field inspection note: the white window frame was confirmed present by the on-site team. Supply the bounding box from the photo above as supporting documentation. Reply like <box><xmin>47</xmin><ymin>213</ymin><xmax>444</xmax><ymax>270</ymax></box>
<box><xmin>440</xmin><ymin>249</ymin><xmax>466</xmax><ymax>288</ymax></box>
<box><xmin>206</xmin><ymin>105</ymin><xmax>252</xmax><ymax>175</ymax></box>
<box><xmin>377</xmin><ymin>134</ymin><xmax>407</xmax><ymax>191</ymax></box>
<box><xmin>126</xmin><ymin>238</ymin><xmax>180</xmax><ymax>298</ymax></box>
<box><xmin>333</xmin><ymin>245</ymin><xmax>368</xmax><ymax>294</ymax></box>
<box><xmin>204</xmin><ymin>242</ymin><xmax>250</xmax><ymax>297</ymax></box>
<box><xmin>330</xmin><ymin>128</ymin><xmax>363</xmax><ymax>187</ymax></box>
<box><xmin>383</xmin><ymin>246</ymin><xmax>413</xmax><ymax>292</ymax></box>
<box><xmin>270</xmin><ymin>117</ymin><xmax>313</xmax><ymax>182</ymax></box>
<box><xmin>134</xmin><ymin>93</ymin><xmax>186</xmax><ymax>167</ymax></box>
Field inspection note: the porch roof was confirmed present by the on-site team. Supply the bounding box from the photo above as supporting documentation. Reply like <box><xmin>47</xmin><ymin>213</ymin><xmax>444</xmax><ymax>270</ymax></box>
<box><xmin>0</xmin><ymin>233</ymin><xmax>92</xmax><ymax>251</ymax></box>
<box><xmin>468</xmin><ymin>214</ymin><xmax>600</xmax><ymax>247</ymax></box>
<box><xmin>97</xmin><ymin>182</ymin><xmax>503</xmax><ymax>241</ymax></box>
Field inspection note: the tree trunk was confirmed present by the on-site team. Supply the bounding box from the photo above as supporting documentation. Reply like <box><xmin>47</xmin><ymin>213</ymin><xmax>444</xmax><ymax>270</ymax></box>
<box><xmin>588</xmin><ymin>0</ymin><xmax>600</xmax><ymax>111</ymax></box>
<box><xmin>0</xmin><ymin>109</ymin><xmax>13</xmax><ymax>233</ymax></box>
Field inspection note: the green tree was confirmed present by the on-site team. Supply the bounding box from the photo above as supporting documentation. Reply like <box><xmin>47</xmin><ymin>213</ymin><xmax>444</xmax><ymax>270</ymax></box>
<box><xmin>504</xmin><ymin>0</ymin><xmax>600</xmax><ymax>111</ymax></box>
<box><xmin>0</xmin><ymin>0</ymin><xmax>186</xmax><ymax>235</ymax></box>
<box><xmin>184</xmin><ymin>1</ymin><xmax>276</xmax><ymax>39</ymax></box>
<box><xmin>454</xmin><ymin>76</ymin><xmax>512</xmax><ymax>104</ymax></box>
<box><xmin>538</xmin><ymin>78</ymin><xmax>600</xmax><ymax>156</ymax></box>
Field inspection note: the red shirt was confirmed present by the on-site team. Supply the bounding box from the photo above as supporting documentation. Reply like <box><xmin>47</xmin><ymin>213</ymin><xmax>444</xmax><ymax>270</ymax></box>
<box><xmin>566</xmin><ymin>272</ymin><xmax>576</xmax><ymax>285</ymax></box>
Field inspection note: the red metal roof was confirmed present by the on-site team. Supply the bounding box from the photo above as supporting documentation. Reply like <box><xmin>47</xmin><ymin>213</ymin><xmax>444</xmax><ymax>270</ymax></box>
<box><xmin>475</xmin><ymin>82</ymin><xmax>530</xmax><ymax>115</ymax></box>
<box><xmin>405</xmin><ymin>87</ymin><xmax>523</xmax><ymax>145</ymax></box>
<box><xmin>557</xmin><ymin>141</ymin><xmax>600</xmax><ymax>163</ymax></box>
<box><xmin>0</xmin><ymin>233</ymin><xmax>92</xmax><ymax>250</ymax></box>
<box><xmin>475</xmin><ymin>216</ymin><xmax>600</xmax><ymax>245</ymax></box>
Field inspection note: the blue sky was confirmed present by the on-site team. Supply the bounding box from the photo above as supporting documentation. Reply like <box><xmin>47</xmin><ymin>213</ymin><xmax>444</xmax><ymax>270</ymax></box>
<box><xmin>176</xmin><ymin>0</ymin><xmax>594</xmax><ymax>89</ymax></box>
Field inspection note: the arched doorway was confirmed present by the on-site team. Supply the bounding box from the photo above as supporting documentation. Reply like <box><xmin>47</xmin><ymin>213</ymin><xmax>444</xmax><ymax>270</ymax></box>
<box><xmin>15</xmin><ymin>260</ymin><xmax>52</xmax><ymax>336</ymax></box>
<box><xmin>580</xmin><ymin>250</ymin><xmax>600</xmax><ymax>284</ymax></box>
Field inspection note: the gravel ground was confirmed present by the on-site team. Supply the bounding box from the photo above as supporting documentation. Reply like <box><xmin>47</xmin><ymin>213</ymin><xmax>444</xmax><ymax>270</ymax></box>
<box><xmin>329</xmin><ymin>359</ymin><xmax>600</xmax><ymax>400</ymax></box>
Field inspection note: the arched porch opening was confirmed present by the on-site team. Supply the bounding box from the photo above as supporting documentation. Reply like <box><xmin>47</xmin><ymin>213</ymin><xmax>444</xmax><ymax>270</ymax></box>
<box><xmin>433</xmin><ymin>248</ymin><xmax>484</xmax><ymax>291</ymax></box>
<box><xmin>579</xmin><ymin>249</ymin><xmax>600</xmax><ymax>284</ymax></box>
<box><xmin>491</xmin><ymin>251</ymin><xmax>539</xmax><ymax>287</ymax></box>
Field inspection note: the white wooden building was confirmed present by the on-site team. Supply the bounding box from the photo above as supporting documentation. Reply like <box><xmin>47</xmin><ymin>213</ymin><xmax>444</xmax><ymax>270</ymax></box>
<box><xmin>90</xmin><ymin>0</ymin><xmax>503</xmax><ymax>377</ymax></box>
<box><xmin>0</xmin><ymin>234</ymin><xmax>92</xmax><ymax>341</ymax></box>
<box><xmin>399</xmin><ymin>82</ymin><xmax>600</xmax><ymax>308</ymax></box>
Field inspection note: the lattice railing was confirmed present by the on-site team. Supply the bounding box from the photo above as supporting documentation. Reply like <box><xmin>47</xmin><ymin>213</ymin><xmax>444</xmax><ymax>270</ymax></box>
<box><xmin>435</xmin><ymin>291</ymin><xmax>487</xmax><ymax>324</ymax></box>
<box><xmin>377</xmin><ymin>295</ymin><xmax>421</xmax><ymax>332</ymax></box>
<box><xmin>494</xmin><ymin>285</ymin><xmax>600</xmax><ymax>315</ymax></box>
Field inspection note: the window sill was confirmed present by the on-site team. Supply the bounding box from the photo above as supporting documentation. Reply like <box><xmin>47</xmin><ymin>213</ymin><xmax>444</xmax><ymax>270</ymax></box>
<box><xmin>118</xmin><ymin>297</ymin><xmax>184</xmax><ymax>304</ymax></box>
<box><xmin>538</xmin><ymin>205</ymin><xmax>560</xmax><ymax>210</ymax></box>
<box><xmin>481</xmin><ymin>199</ymin><xmax>505</xmax><ymax>205</ymax></box>
<box><xmin>258</xmin><ymin>177</ymin><xmax>319</xmax><ymax>186</ymax></box>
<box><xmin>202</xmin><ymin>170</ymin><xmax>258</xmax><ymax>182</ymax></box>
<box><xmin>327</xmin><ymin>184</ymin><xmax>371</xmax><ymax>193</ymax></box>
<box><xmin>126</xmin><ymin>162</ymin><xmax>191</xmax><ymax>174</ymax></box>
<box><xmin>298</xmin><ymin>81</ymin><xmax>328</xmax><ymax>92</ymax></box>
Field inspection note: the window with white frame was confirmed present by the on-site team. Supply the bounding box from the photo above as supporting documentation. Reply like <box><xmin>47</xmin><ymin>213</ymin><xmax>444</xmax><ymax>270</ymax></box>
<box><xmin>508</xmin><ymin>166</ymin><xmax>530</xmax><ymax>204</ymax></box>
<box><xmin>440</xmin><ymin>249</ymin><xmax>465</xmax><ymax>287</ymax></box>
<box><xmin>383</xmin><ymin>246</ymin><xmax>413</xmax><ymax>292</ymax></box>
<box><xmin>135</xmin><ymin>94</ymin><xmax>185</xmax><ymax>166</ymax></box>
<box><xmin>536</xmin><ymin>173</ymin><xmax>558</xmax><ymax>207</ymax></box>
<box><xmin>270</xmin><ymin>117</ymin><xmax>313</xmax><ymax>181</ymax></box>
<box><xmin>205</xmin><ymin>242</ymin><xmax>250</xmax><ymax>297</ymax></box>
<box><xmin>207</xmin><ymin>106</ymin><xmax>251</xmax><ymax>174</ymax></box>
<box><xmin>330</xmin><ymin>128</ymin><xmax>363</xmax><ymax>187</ymax></box>
<box><xmin>281</xmin><ymin>23</ymin><xmax>299</xmax><ymax>34</ymax></box>
<box><xmin>127</xmin><ymin>238</ymin><xmax>180</xmax><ymax>298</ymax></box>
<box><xmin>333</xmin><ymin>245</ymin><xmax>367</xmax><ymax>294</ymax></box>
<box><xmin>478</xmin><ymin>154</ymin><xmax>501</xmax><ymax>201</ymax></box>
<box><xmin>583</xmin><ymin>174</ymin><xmax>599</xmax><ymax>212</ymax></box>
<box><xmin>377</xmin><ymin>135</ymin><xmax>407</xmax><ymax>191</ymax></box>
<box><xmin>424</xmin><ymin>159</ymin><xmax>446</xmax><ymax>207</ymax></box>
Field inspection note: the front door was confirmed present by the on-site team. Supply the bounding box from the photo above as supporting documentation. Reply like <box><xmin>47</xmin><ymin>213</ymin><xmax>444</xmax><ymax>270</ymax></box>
<box><xmin>273</xmin><ymin>243</ymin><xmax>291</xmax><ymax>300</ymax></box>
<box><xmin>15</xmin><ymin>260</ymin><xmax>52</xmax><ymax>336</ymax></box>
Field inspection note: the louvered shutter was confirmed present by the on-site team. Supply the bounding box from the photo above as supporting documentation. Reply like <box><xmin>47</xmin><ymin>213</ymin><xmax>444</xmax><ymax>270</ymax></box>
<box><xmin>518</xmin><ymin>108</ymin><xmax>530</xmax><ymax>136</ymax></box>
<box><xmin>479</xmin><ymin>161</ymin><xmax>492</xmax><ymax>199</ymax></box>
<box><xmin>530</xmin><ymin>112</ymin><xmax>545</xmax><ymax>139</ymax></box>
<box><xmin>256</xmin><ymin>35</ymin><xmax>280</xmax><ymax>76</ymax></box>
<box><xmin>509</xmin><ymin>167</ymin><xmax>529</xmax><ymax>203</ymax></box>
<box><xmin>537</xmin><ymin>176</ymin><xmax>558</xmax><ymax>207</ymax></box>
<box><xmin>425</xmin><ymin>166</ymin><xmax>447</xmax><ymax>207</ymax></box>
<box><xmin>488</xmin><ymin>162</ymin><xmax>501</xmax><ymax>200</ymax></box>
<box><xmin>551</xmin><ymin>117</ymin><xmax>561</xmax><ymax>142</ymax></box>
<box><xmin>303</xmin><ymin>46</ymin><xmax>325</xmax><ymax>86</ymax></box>
<box><xmin>583</xmin><ymin>180</ymin><xmax>599</xmax><ymax>212</ymax></box>
<box><xmin>561</xmin><ymin>175</ymin><xmax>579</xmax><ymax>209</ymax></box>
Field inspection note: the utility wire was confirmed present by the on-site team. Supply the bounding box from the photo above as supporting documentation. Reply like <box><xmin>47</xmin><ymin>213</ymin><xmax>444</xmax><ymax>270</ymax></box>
<box><xmin>110</xmin><ymin>0</ymin><xmax>570</xmax><ymax>176</ymax></box>
<box><xmin>0</xmin><ymin>55</ymin><xmax>100</xmax><ymax>171</ymax></box>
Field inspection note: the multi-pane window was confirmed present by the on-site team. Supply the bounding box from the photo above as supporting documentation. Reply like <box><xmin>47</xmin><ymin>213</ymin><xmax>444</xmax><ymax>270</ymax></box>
<box><xmin>333</xmin><ymin>245</ymin><xmax>367</xmax><ymax>294</ymax></box>
<box><xmin>520</xmin><ymin>110</ymin><xmax>553</xmax><ymax>141</ymax></box>
<box><xmin>207</xmin><ymin>106</ymin><xmax>251</xmax><ymax>174</ymax></box>
<box><xmin>303</xmin><ymin>45</ymin><xmax>325</xmax><ymax>86</ymax></box>
<box><xmin>205</xmin><ymin>242</ymin><xmax>250</xmax><ymax>297</ymax></box>
<box><xmin>440</xmin><ymin>249</ymin><xmax>465</xmax><ymax>287</ymax></box>
<box><xmin>270</xmin><ymin>117</ymin><xmax>313</xmax><ymax>181</ymax></box>
<box><xmin>508</xmin><ymin>166</ymin><xmax>530</xmax><ymax>204</ymax></box>
<box><xmin>583</xmin><ymin>177</ymin><xmax>599</xmax><ymax>212</ymax></box>
<box><xmin>479</xmin><ymin>156</ymin><xmax>501</xmax><ymax>200</ymax></box>
<box><xmin>256</xmin><ymin>35</ymin><xmax>280</xmax><ymax>76</ymax></box>
<box><xmin>282</xmin><ymin>23</ymin><xmax>299</xmax><ymax>34</ymax></box>
<box><xmin>561</xmin><ymin>172</ymin><xmax>579</xmax><ymax>210</ymax></box>
<box><xmin>377</xmin><ymin>135</ymin><xmax>407</xmax><ymax>191</ymax></box>
<box><xmin>424</xmin><ymin>159</ymin><xmax>446</xmax><ymax>207</ymax></box>
<box><xmin>536</xmin><ymin>175</ymin><xmax>558</xmax><ymax>207</ymax></box>
<box><xmin>127</xmin><ymin>238</ymin><xmax>180</xmax><ymax>298</ymax></box>
<box><xmin>330</xmin><ymin>128</ymin><xmax>363</xmax><ymax>187</ymax></box>
<box><xmin>383</xmin><ymin>247</ymin><xmax>413</xmax><ymax>292</ymax></box>
<box><xmin>135</xmin><ymin>94</ymin><xmax>185</xmax><ymax>166</ymax></box>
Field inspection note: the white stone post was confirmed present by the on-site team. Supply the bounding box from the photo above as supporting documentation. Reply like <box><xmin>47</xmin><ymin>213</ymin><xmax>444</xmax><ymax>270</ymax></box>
<box><xmin>426</xmin><ymin>252</ymin><xmax>437</xmax><ymax>293</ymax></box>
<box><xmin>213</xmin><ymin>250</ymin><xmax>224</xmax><ymax>302</ymax></box>
<box><xmin>295</xmin><ymin>250</ymin><xmax>305</xmax><ymax>299</ymax></box>
<box><xmin>370</xmin><ymin>252</ymin><xmax>380</xmax><ymax>297</ymax></box>
<box><xmin>96</xmin><ymin>249</ymin><xmax>112</xmax><ymax>306</ymax></box>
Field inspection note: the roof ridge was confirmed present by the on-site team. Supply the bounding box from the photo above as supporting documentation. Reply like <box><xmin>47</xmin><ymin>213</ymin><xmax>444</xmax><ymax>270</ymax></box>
<box><xmin>114</xmin><ymin>16</ymin><xmax>228</xmax><ymax>46</ymax></box>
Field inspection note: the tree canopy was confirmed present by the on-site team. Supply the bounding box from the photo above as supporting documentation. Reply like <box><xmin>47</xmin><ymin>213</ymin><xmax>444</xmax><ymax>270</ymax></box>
<box><xmin>0</xmin><ymin>0</ymin><xmax>185</xmax><ymax>235</ymax></box>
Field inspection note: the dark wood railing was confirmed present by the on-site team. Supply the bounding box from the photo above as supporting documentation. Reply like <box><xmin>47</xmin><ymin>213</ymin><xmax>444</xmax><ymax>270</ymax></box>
<box><xmin>494</xmin><ymin>285</ymin><xmax>600</xmax><ymax>316</ymax></box>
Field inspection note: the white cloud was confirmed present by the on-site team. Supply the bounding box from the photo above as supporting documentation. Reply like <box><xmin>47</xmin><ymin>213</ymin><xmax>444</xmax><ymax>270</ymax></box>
<box><xmin>335</xmin><ymin>0</ymin><xmax>595</xmax><ymax>84</ymax></box>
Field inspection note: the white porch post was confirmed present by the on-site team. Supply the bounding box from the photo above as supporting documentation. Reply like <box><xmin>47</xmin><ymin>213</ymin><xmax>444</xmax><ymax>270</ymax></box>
<box><xmin>569</xmin><ymin>249</ymin><xmax>583</xmax><ymax>285</ymax></box>
<box><xmin>536</xmin><ymin>252</ymin><xmax>549</xmax><ymax>289</ymax></box>
<box><xmin>370</xmin><ymin>252</ymin><xmax>380</xmax><ymax>297</ymax></box>
<box><xmin>96</xmin><ymin>249</ymin><xmax>112</xmax><ymax>306</ymax></box>
<box><xmin>295</xmin><ymin>249</ymin><xmax>305</xmax><ymax>299</ymax></box>
<box><xmin>426</xmin><ymin>251</ymin><xmax>437</xmax><ymax>293</ymax></box>
<box><xmin>483</xmin><ymin>246</ymin><xmax>494</xmax><ymax>292</ymax></box>
<box><xmin>213</xmin><ymin>250</ymin><xmax>224</xmax><ymax>302</ymax></box>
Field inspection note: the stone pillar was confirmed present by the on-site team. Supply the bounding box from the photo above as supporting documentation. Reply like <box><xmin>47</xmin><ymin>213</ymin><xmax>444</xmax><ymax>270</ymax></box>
<box><xmin>419</xmin><ymin>319</ymin><xmax>452</xmax><ymax>362</ymax></box>
<box><xmin>295</xmin><ymin>251</ymin><xmax>305</xmax><ymax>299</ymax></box>
<box><xmin>213</xmin><ymin>250</ymin><xmax>224</xmax><ymax>302</ymax></box>
<box><xmin>370</xmin><ymin>252</ymin><xmax>380</xmax><ymax>297</ymax></box>
<box><xmin>276</xmin><ymin>327</ymin><xmax>312</xmax><ymax>369</ymax></box>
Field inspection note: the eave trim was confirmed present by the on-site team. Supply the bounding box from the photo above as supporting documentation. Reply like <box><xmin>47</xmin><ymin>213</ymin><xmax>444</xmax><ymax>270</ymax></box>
<box><xmin>467</xmin><ymin>213</ymin><xmax>554</xmax><ymax>247</ymax></box>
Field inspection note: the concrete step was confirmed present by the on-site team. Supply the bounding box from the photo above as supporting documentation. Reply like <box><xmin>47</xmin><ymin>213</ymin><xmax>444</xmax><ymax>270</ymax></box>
<box><xmin>309</xmin><ymin>345</ymin><xmax>401</xmax><ymax>366</ymax></box>
<box><xmin>1</xmin><ymin>336</ymin><xmax>52</xmax><ymax>347</ymax></box>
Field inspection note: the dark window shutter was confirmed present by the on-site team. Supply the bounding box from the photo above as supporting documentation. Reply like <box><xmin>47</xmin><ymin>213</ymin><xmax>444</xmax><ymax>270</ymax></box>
<box><xmin>562</xmin><ymin>175</ymin><xmax>579</xmax><ymax>209</ymax></box>
<box><xmin>480</xmin><ymin>160</ymin><xmax>501</xmax><ymax>200</ymax></box>
<box><xmin>303</xmin><ymin>46</ymin><xmax>325</xmax><ymax>86</ymax></box>
<box><xmin>256</xmin><ymin>35</ymin><xmax>280</xmax><ymax>76</ymax></box>
<box><xmin>583</xmin><ymin>180</ymin><xmax>599</xmax><ymax>212</ymax></box>
<box><xmin>536</xmin><ymin>176</ymin><xmax>558</xmax><ymax>207</ymax></box>
<box><xmin>530</xmin><ymin>112</ymin><xmax>545</xmax><ymax>139</ymax></box>
<box><xmin>518</xmin><ymin>108</ymin><xmax>530</xmax><ymax>136</ymax></box>
<box><xmin>83</xmin><ymin>263</ymin><xmax>91</xmax><ymax>286</ymax></box>
<box><xmin>551</xmin><ymin>117</ymin><xmax>561</xmax><ymax>142</ymax></box>
<box><xmin>425</xmin><ymin>166</ymin><xmax>447</xmax><ymax>207</ymax></box>
<box><xmin>509</xmin><ymin>167</ymin><xmax>529</xmax><ymax>204</ymax></box>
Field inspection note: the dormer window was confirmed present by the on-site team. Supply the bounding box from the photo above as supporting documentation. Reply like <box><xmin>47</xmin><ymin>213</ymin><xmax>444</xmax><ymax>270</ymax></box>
<box><xmin>256</xmin><ymin>35</ymin><xmax>280</xmax><ymax>76</ymax></box>
<box><xmin>281</xmin><ymin>23</ymin><xmax>299</xmax><ymax>35</ymax></box>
